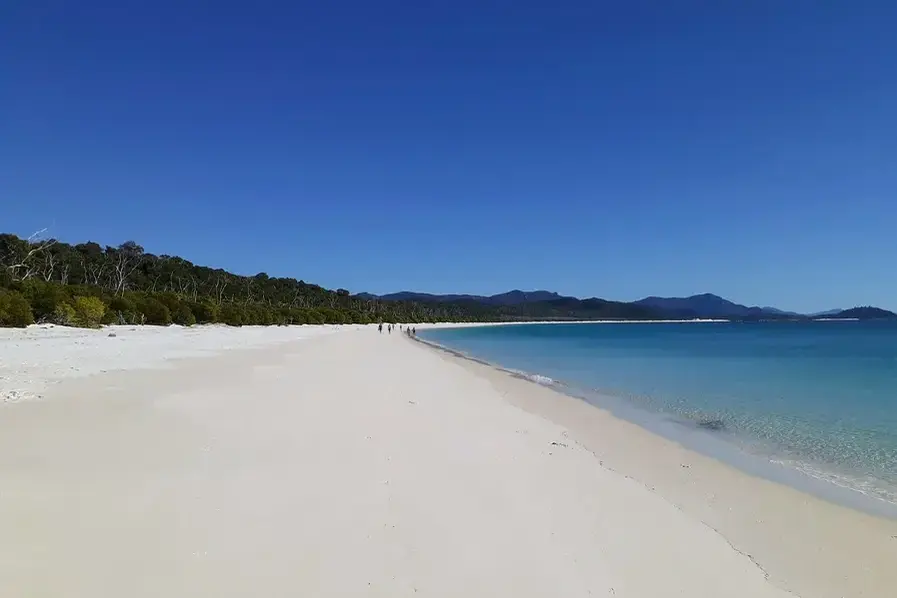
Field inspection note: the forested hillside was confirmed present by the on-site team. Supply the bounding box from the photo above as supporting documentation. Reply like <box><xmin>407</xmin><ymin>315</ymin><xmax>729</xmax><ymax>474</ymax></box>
<box><xmin>0</xmin><ymin>232</ymin><xmax>661</xmax><ymax>328</ymax></box>
<box><xmin>826</xmin><ymin>306</ymin><xmax>897</xmax><ymax>319</ymax></box>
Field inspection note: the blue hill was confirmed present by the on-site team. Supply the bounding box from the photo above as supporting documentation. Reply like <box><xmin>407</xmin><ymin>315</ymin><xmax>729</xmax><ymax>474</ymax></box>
<box><xmin>358</xmin><ymin>290</ymin><xmax>894</xmax><ymax>321</ymax></box>
<box><xmin>632</xmin><ymin>293</ymin><xmax>774</xmax><ymax>319</ymax></box>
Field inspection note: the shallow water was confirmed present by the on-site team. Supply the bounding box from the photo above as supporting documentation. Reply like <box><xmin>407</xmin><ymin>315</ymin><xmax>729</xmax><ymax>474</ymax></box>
<box><xmin>421</xmin><ymin>321</ymin><xmax>897</xmax><ymax>513</ymax></box>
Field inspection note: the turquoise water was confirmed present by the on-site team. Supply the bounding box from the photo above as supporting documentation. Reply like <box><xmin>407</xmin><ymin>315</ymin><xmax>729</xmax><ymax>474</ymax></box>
<box><xmin>421</xmin><ymin>322</ymin><xmax>897</xmax><ymax>512</ymax></box>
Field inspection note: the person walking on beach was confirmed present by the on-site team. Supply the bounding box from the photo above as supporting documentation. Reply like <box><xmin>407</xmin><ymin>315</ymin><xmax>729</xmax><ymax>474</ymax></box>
<box><xmin>388</xmin><ymin>324</ymin><xmax>392</xmax><ymax>334</ymax></box>
<box><xmin>378</xmin><ymin>323</ymin><xmax>383</xmax><ymax>334</ymax></box>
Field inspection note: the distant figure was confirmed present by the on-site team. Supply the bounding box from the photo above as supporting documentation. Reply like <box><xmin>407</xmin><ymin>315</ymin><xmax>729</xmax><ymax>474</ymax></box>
<box><xmin>378</xmin><ymin>323</ymin><xmax>383</xmax><ymax>334</ymax></box>
<box><xmin>388</xmin><ymin>324</ymin><xmax>392</xmax><ymax>334</ymax></box>
<box><xmin>412</xmin><ymin>327</ymin><xmax>416</xmax><ymax>336</ymax></box>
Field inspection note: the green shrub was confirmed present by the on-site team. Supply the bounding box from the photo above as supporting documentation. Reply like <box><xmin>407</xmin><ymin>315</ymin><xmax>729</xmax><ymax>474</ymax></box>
<box><xmin>240</xmin><ymin>304</ymin><xmax>259</xmax><ymax>325</ymax></box>
<box><xmin>303</xmin><ymin>309</ymin><xmax>324</xmax><ymax>325</ymax></box>
<box><xmin>155</xmin><ymin>292</ymin><xmax>182</xmax><ymax>314</ymax></box>
<box><xmin>135</xmin><ymin>296</ymin><xmax>171</xmax><ymax>325</ymax></box>
<box><xmin>0</xmin><ymin>268</ymin><xmax>13</xmax><ymax>289</ymax></box>
<box><xmin>250</xmin><ymin>305</ymin><xmax>274</xmax><ymax>326</ymax></box>
<box><xmin>104</xmin><ymin>295</ymin><xmax>133</xmax><ymax>324</ymax></box>
<box><xmin>273</xmin><ymin>306</ymin><xmax>290</xmax><ymax>325</ymax></box>
<box><xmin>108</xmin><ymin>295</ymin><xmax>135</xmax><ymax>313</ymax></box>
<box><xmin>218</xmin><ymin>303</ymin><xmax>244</xmax><ymax>326</ymax></box>
<box><xmin>287</xmin><ymin>308</ymin><xmax>307</xmax><ymax>325</ymax></box>
<box><xmin>101</xmin><ymin>309</ymin><xmax>119</xmax><ymax>325</ymax></box>
<box><xmin>189</xmin><ymin>301</ymin><xmax>218</xmax><ymax>324</ymax></box>
<box><xmin>53</xmin><ymin>302</ymin><xmax>76</xmax><ymax>326</ymax></box>
<box><xmin>0</xmin><ymin>290</ymin><xmax>35</xmax><ymax>327</ymax></box>
<box><xmin>319</xmin><ymin>307</ymin><xmax>346</xmax><ymax>324</ymax></box>
<box><xmin>67</xmin><ymin>284</ymin><xmax>102</xmax><ymax>299</ymax></box>
<box><xmin>350</xmin><ymin>311</ymin><xmax>371</xmax><ymax>324</ymax></box>
<box><xmin>172</xmin><ymin>303</ymin><xmax>196</xmax><ymax>326</ymax></box>
<box><xmin>72</xmin><ymin>296</ymin><xmax>106</xmax><ymax>328</ymax></box>
<box><xmin>233</xmin><ymin>304</ymin><xmax>277</xmax><ymax>326</ymax></box>
<box><xmin>21</xmin><ymin>281</ymin><xmax>70</xmax><ymax>322</ymax></box>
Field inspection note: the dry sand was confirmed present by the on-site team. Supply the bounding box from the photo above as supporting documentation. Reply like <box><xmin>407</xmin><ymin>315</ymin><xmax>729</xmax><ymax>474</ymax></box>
<box><xmin>0</xmin><ymin>324</ymin><xmax>893</xmax><ymax>596</ymax></box>
<box><xmin>0</xmin><ymin>323</ymin><xmax>341</xmax><ymax>403</ymax></box>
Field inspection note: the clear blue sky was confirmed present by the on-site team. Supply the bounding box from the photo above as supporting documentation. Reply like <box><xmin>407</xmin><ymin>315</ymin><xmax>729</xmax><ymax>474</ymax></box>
<box><xmin>3</xmin><ymin>2</ymin><xmax>895</xmax><ymax>312</ymax></box>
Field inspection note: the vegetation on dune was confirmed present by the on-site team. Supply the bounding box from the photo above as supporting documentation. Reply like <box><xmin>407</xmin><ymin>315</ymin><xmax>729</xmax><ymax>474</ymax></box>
<box><xmin>5</xmin><ymin>231</ymin><xmax>892</xmax><ymax>330</ymax></box>
<box><xmin>72</xmin><ymin>296</ymin><xmax>106</xmax><ymax>328</ymax></box>
<box><xmin>0</xmin><ymin>231</ymin><xmax>661</xmax><ymax>329</ymax></box>
<box><xmin>0</xmin><ymin>289</ymin><xmax>35</xmax><ymax>327</ymax></box>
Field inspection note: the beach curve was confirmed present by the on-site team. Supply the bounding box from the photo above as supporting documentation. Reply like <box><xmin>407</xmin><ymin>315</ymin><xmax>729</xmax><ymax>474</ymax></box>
<box><xmin>0</xmin><ymin>323</ymin><xmax>879</xmax><ymax>596</ymax></box>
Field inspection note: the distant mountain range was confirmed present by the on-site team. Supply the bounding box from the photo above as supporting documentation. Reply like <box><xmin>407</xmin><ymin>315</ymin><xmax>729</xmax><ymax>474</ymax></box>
<box><xmin>355</xmin><ymin>290</ymin><xmax>565</xmax><ymax>305</ymax></box>
<box><xmin>808</xmin><ymin>309</ymin><xmax>844</xmax><ymax>318</ymax></box>
<box><xmin>356</xmin><ymin>290</ymin><xmax>897</xmax><ymax>321</ymax></box>
<box><xmin>633</xmin><ymin>293</ymin><xmax>772</xmax><ymax>319</ymax></box>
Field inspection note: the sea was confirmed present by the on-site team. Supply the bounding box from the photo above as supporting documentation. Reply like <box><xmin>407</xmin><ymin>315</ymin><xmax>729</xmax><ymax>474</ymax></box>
<box><xmin>420</xmin><ymin>321</ymin><xmax>897</xmax><ymax>517</ymax></box>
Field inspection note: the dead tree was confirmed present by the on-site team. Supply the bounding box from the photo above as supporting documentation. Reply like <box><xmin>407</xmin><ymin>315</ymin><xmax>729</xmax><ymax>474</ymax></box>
<box><xmin>108</xmin><ymin>241</ymin><xmax>144</xmax><ymax>295</ymax></box>
<box><xmin>40</xmin><ymin>250</ymin><xmax>57</xmax><ymax>282</ymax></box>
<box><xmin>1</xmin><ymin>229</ymin><xmax>57</xmax><ymax>281</ymax></box>
<box><xmin>58</xmin><ymin>261</ymin><xmax>70</xmax><ymax>285</ymax></box>
<box><xmin>290</xmin><ymin>288</ymin><xmax>309</xmax><ymax>308</ymax></box>
<box><xmin>81</xmin><ymin>255</ymin><xmax>108</xmax><ymax>286</ymax></box>
<box><xmin>212</xmin><ymin>274</ymin><xmax>229</xmax><ymax>305</ymax></box>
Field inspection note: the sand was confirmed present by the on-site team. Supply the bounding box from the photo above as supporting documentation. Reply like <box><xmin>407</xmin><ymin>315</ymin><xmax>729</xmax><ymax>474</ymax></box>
<box><xmin>0</xmin><ymin>323</ymin><xmax>341</xmax><ymax>403</ymax></box>
<box><xmin>415</xmin><ymin>332</ymin><xmax>897</xmax><ymax>598</ymax></box>
<box><xmin>0</xmin><ymin>324</ymin><xmax>893</xmax><ymax>596</ymax></box>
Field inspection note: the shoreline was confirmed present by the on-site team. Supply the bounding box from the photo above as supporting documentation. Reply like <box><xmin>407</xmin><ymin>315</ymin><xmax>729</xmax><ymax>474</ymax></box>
<box><xmin>412</xmin><ymin>333</ymin><xmax>897</xmax><ymax>519</ymax></box>
<box><xmin>3</xmin><ymin>323</ymin><xmax>896</xmax><ymax>596</ymax></box>
<box><xmin>409</xmin><ymin>332</ymin><xmax>897</xmax><ymax>597</ymax></box>
<box><xmin>415</xmin><ymin>318</ymin><xmax>729</xmax><ymax>327</ymax></box>
<box><xmin>1</xmin><ymin>325</ymin><xmax>801</xmax><ymax>597</ymax></box>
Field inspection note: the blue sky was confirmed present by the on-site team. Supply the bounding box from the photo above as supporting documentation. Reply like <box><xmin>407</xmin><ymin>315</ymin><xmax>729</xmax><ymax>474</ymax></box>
<box><xmin>2</xmin><ymin>1</ymin><xmax>895</xmax><ymax>312</ymax></box>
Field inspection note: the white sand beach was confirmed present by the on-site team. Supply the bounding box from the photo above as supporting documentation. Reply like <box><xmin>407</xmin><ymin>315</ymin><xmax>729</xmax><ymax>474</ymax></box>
<box><xmin>2</xmin><ymin>324</ymin><xmax>895</xmax><ymax>597</ymax></box>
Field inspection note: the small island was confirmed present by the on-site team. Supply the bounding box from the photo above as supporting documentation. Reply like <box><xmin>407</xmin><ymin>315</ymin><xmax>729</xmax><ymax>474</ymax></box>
<box><xmin>818</xmin><ymin>306</ymin><xmax>897</xmax><ymax>320</ymax></box>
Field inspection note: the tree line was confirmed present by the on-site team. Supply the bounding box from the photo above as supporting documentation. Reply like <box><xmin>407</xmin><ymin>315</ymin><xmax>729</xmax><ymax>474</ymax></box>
<box><xmin>0</xmin><ymin>231</ymin><xmax>660</xmax><ymax>328</ymax></box>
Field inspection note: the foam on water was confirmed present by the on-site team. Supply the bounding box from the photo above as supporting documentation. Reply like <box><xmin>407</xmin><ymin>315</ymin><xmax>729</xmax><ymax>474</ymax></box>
<box><xmin>524</xmin><ymin>373</ymin><xmax>556</xmax><ymax>385</ymax></box>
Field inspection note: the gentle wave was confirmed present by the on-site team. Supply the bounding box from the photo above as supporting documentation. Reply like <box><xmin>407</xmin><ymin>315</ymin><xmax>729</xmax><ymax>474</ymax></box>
<box><xmin>519</xmin><ymin>364</ymin><xmax>897</xmax><ymax>511</ymax></box>
<box><xmin>523</xmin><ymin>372</ymin><xmax>556</xmax><ymax>385</ymax></box>
<box><xmin>769</xmin><ymin>457</ymin><xmax>897</xmax><ymax>506</ymax></box>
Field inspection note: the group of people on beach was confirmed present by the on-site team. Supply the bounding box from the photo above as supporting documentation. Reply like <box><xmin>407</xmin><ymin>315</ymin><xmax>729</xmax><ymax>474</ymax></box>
<box><xmin>378</xmin><ymin>323</ymin><xmax>415</xmax><ymax>337</ymax></box>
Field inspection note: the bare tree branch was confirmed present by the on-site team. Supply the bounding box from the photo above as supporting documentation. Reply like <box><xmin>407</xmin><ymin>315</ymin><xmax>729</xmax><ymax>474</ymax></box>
<box><xmin>109</xmin><ymin>242</ymin><xmax>144</xmax><ymax>295</ymax></box>
<box><xmin>3</xmin><ymin>228</ymin><xmax>57</xmax><ymax>281</ymax></box>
